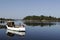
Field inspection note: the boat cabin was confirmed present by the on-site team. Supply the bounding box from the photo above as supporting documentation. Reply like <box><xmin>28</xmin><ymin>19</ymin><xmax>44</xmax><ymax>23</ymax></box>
<box><xmin>7</xmin><ymin>21</ymin><xmax>15</xmax><ymax>27</ymax></box>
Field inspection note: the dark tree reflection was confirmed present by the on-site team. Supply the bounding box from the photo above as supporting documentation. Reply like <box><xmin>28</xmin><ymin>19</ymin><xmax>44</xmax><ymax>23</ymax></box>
<box><xmin>24</xmin><ymin>22</ymin><xmax>56</xmax><ymax>27</ymax></box>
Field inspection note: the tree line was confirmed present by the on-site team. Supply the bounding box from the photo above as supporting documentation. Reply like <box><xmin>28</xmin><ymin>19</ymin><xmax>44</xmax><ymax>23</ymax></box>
<box><xmin>23</xmin><ymin>15</ymin><xmax>60</xmax><ymax>22</ymax></box>
<box><xmin>0</xmin><ymin>18</ymin><xmax>14</xmax><ymax>21</ymax></box>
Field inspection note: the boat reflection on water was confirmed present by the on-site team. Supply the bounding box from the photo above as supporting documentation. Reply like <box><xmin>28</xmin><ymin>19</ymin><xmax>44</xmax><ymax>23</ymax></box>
<box><xmin>7</xmin><ymin>32</ymin><xmax>14</xmax><ymax>37</ymax></box>
<box><xmin>6</xmin><ymin>29</ymin><xmax>25</xmax><ymax>37</ymax></box>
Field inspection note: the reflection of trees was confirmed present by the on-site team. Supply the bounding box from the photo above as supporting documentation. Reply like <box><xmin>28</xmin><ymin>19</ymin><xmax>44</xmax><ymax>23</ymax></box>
<box><xmin>0</xmin><ymin>20</ymin><xmax>5</xmax><ymax>23</ymax></box>
<box><xmin>0</xmin><ymin>25</ymin><xmax>6</xmax><ymax>29</ymax></box>
<box><xmin>24</xmin><ymin>22</ymin><xmax>56</xmax><ymax>27</ymax></box>
<box><xmin>0</xmin><ymin>20</ymin><xmax>6</xmax><ymax>29</ymax></box>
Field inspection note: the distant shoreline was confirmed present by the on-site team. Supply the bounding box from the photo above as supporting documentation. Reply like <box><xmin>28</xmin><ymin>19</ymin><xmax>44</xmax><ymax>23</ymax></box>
<box><xmin>23</xmin><ymin>15</ymin><xmax>60</xmax><ymax>22</ymax></box>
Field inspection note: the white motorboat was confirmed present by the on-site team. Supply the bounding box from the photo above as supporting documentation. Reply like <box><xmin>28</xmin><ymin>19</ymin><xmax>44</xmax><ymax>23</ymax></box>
<box><xmin>6</xmin><ymin>21</ymin><xmax>25</xmax><ymax>31</ymax></box>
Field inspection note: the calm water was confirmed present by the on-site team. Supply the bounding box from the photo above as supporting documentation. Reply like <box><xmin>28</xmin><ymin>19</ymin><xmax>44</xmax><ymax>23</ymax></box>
<box><xmin>0</xmin><ymin>21</ymin><xmax>60</xmax><ymax>40</ymax></box>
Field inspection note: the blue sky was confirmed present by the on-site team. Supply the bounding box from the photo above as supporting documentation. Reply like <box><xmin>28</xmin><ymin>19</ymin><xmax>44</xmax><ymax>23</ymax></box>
<box><xmin>0</xmin><ymin>0</ymin><xmax>60</xmax><ymax>19</ymax></box>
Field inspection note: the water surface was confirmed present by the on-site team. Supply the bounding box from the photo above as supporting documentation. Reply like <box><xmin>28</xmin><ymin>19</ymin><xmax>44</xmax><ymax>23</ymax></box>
<box><xmin>0</xmin><ymin>21</ymin><xmax>60</xmax><ymax>40</ymax></box>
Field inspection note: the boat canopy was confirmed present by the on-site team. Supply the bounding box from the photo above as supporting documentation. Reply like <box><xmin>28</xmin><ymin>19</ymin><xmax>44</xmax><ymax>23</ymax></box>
<box><xmin>7</xmin><ymin>21</ymin><xmax>15</xmax><ymax>27</ymax></box>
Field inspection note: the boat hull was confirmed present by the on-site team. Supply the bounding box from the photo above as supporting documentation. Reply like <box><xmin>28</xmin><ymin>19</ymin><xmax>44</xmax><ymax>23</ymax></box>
<box><xmin>6</xmin><ymin>29</ymin><xmax>25</xmax><ymax>36</ymax></box>
<box><xmin>6</xmin><ymin>25</ymin><xmax>25</xmax><ymax>31</ymax></box>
